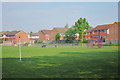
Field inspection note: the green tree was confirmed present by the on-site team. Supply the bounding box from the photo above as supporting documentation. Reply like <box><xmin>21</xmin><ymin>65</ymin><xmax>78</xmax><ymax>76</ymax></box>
<box><xmin>64</xmin><ymin>28</ymin><xmax>76</xmax><ymax>43</ymax></box>
<box><xmin>38</xmin><ymin>30</ymin><xmax>41</xmax><ymax>33</ymax></box>
<box><xmin>55</xmin><ymin>33</ymin><xmax>61</xmax><ymax>43</ymax></box>
<box><xmin>73</xmin><ymin>18</ymin><xmax>91</xmax><ymax>41</ymax></box>
<box><xmin>0</xmin><ymin>34</ymin><xmax>3</xmax><ymax>43</ymax></box>
<box><xmin>65</xmin><ymin>24</ymin><xmax>69</xmax><ymax>28</ymax></box>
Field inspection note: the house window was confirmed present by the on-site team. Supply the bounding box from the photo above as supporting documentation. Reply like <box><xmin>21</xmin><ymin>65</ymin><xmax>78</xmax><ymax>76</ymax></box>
<box><xmin>93</xmin><ymin>31</ymin><xmax>95</xmax><ymax>34</ymax></box>
<box><xmin>88</xmin><ymin>37</ymin><xmax>90</xmax><ymax>39</ymax></box>
<box><xmin>86</xmin><ymin>33</ymin><xmax>87</xmax><ymax>35</ymax></box>
<box><xmin>97</xmin><ymin>30</ymin><xmax>99</xmax><ymax>33</ymax></box>
<box><xmin>104</xmin><ymin>30</ymin><xmax>107</xmax><ymax>33</ymax></box>
<box><xmin>47</xmin><ymin>34</ymin><xmax>49</xmax><ymax>36</ymax></box>
<box><xmin>107</xmin><ymin>29</ymin><xmax>109</xmax><ymax>34</ymax></box>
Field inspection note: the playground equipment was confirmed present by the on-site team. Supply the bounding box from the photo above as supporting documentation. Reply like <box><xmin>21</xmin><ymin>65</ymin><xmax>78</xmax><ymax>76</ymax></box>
<box><xmin>28</xmin><ymin>41</ymin><xmax>32</xmax><ymax>46</ymax></box>
<box><xmin>87</xmin><ymin>35</ymin><xmax>104</xmax><ymax>48</ymax></box>
<box><xmin>12</xmin><ymin>39</ymin><xmax>17</xmax><ymax>46</ymax></box>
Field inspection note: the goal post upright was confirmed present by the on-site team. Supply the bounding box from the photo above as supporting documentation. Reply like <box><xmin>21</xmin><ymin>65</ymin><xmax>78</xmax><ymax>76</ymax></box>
<box><xmin>19</xmin><ymin>36</ymin><xmax>21</xmax><ymax>61</ymax></box>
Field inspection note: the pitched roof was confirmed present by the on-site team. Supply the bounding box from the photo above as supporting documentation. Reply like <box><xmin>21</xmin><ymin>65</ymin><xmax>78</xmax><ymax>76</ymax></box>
<box><xmin>29</xmin><ymin>33</ymin><xmax>39</xmax><ymax>36</ymax></box>
<box><xmin>92</xmin><ymin>24</ymin><xmax>113</xmax><ymax>31</ymax></box>
<box><xmin>53</xmin><ymin>27</ymin><xmax>69</xmax><ymax>34</ymax></box>
<box><xmin>86</xmin><ymin>22</ymin><xmax>116</xmax><ymax>32</ymax></box>
<box><xmin>0</xmin><ymin>31</ymin><xmax>9</xmax><ymax>34</ymax></box>
<box><xmin>3</xmin><ymin>31</ymin><xmax>20</xmax><ymax>36</ymax></box>
<box><xmin>41</xmin><ymin>30</ymin><xmax>53</xmax><ymax>35</ymax></box>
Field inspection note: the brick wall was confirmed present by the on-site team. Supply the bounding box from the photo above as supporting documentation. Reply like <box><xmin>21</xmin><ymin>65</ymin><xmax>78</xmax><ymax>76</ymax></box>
<box><xmin>84</xmin><ymin>22</ymin><xmax>119</xmax><ymax>44</ymax></box>
<box><xmin>15</xmin><ymin>30</ymin><xmax>30</xmax><ymax>43</ymax></box>
<box><xmin>106</xmin><ymin>23</ymin><xmax>118</xmax><ymax>40</ymax></box>
<box><xmin>39</xmin><ymin>32</ymin><xmax>46</xmax><ymax>41</ymax></box>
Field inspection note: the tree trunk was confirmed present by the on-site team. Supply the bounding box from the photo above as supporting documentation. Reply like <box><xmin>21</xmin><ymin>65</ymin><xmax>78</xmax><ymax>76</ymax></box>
<box><xmin>82</xmin><ymin>32</ymin><xmax>84</xmax><ymax>46</ymax></box>
<box><xmin>81</xmin><ymin>32</ymin><xmax>84</xmax><ymax>41</ymax></box>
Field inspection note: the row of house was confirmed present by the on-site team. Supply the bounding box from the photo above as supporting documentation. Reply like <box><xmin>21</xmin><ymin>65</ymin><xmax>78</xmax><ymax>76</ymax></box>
<box><xmin>0</xmin><ymin>22</ymin><xmax>119</xmax><ymax>45</ymax></box>
<box><xmin>0</xmin><ymin>27</ymin><xmax>74</xmax><ymax>45</ymax></box>
<box><xmin>84</xmin><ymin>22</ymin><xmax>120</xmax><ymax>44</ymax></box>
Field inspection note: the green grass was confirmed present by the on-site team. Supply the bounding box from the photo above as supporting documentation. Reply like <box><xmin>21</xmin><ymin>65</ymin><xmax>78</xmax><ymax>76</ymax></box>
<box><xmin>2</xmin><ymin>46</ymin><xmax>119</xmax><ymax>78</ymax></box>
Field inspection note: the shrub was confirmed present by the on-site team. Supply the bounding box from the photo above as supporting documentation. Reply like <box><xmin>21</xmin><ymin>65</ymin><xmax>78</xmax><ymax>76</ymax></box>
<box><xmin>34</xmin><ymin>40</ymin><xmax>43</xmax><ymax>44</ymax></box>
<box><xmin>104</xmin><ymin>44</ymin><xmax>119</xmax><ymax>46</ymax></box>
<box><xmin>78</xmin><ymin>40</ymin><xmax>83</xmax><ymax>43</ymax></box>
<box><xmin>83</xmin><ymin>39</ymin><xmax>88</xmax><ymax>43</ymax></box>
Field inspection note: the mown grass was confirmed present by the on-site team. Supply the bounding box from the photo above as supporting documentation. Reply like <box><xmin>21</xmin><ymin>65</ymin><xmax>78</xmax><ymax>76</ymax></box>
<box><xmin>2</xmin><ymin>46</ymin><xmax>119</xmax><ymax>78</ymax></box>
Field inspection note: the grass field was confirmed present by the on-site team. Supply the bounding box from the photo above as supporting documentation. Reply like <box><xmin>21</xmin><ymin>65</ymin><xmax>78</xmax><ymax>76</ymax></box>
<box><xmin>2</xmin><ymin>46</ymin><xmax>119</xmax><ymax>78</ymax></box>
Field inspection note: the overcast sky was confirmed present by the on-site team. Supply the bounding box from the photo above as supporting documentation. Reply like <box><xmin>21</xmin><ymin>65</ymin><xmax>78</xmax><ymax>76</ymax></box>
<box><xmin>2</xmin><ymin>2</ymin><xmax>118</xmax><ymax>32</ymax></box>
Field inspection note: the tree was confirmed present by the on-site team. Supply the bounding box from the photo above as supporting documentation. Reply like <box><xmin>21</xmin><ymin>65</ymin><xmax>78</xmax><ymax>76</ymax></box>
<box><xmin>55</xmin><ymin>33</ymin><xmax>61</xmax><ymax>43</ymax></box>
<box><xmin>73</xmin><ymin>18</ymin><xmax>91</xmax><ymax>41</ymax></box>
<box><xmin>64</xmin><ymin>28</ymin><xmax>76</xmax><ymax>43</ymax></box>
<box><xmin>0</xmin><ymin>34</ymin><xmax>3</xmax><ymax>43</ymax></box>
<box><xmin>65</xmin><ymin>24</ymin><xmax>69</xmax><ymax>28</ymax></box>
<box><xmin>38</xmin><ymin>30</ymin><xmax>41</xmax><ymax>33</ymax></box>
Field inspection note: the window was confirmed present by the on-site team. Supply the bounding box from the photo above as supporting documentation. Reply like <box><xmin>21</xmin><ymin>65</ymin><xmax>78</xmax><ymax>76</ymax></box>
<box><xmin>88</xmin><ymin>37</ymin><xmax>90</xmax><ymax>39</ymax></box>
<box><xmin>47</xmin><ymin>34</ymin><xmax>49</xmax><ymax>36</ymax></box>
<box><xmin>93</xmin><ymin>31</ymin><xmax>95</xmax><ymax>34</ymax></box>
<box><xmin>86</xmin><ymin>33</ymin><xmax>87</xmax><ymax>35</ymax></box>
<box><xmin>104</xmin><ymin>30</ymin><xmax>107</xmax><ymax>33</ymax></box>
<box><xmin>97</xmin><ymin>30</ymin><xmax>99</xmax><ymax>33</ymax></box>
<box><xmin>107</xmin><ymin>29</ymin><xmax>109</xmax><ymax>34</ymax></box>
<box><xmin>88</xmin><ymin>32</ymin><xmax>90</xmax><ymax>35</ymax></box>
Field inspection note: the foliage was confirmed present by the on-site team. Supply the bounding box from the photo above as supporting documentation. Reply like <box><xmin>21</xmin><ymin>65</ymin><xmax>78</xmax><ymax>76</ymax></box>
<box><xmin>104</xmin><ymin>44</ymin><xmax>120</xmax><ymax>46</ymax></box>
<box><xmin>35</xmin><ymin>40</ymin><xmax>43</xmax><ymax>44</ymax></box>
<box><xmin>65</xmin><ymin>24</ymin><xmax>69</xmax><ymax>28</ymax></box>
<box><xmin>38</xmin><ymin>30</ymin><xmax>41</xmax><ymax>33</ymax></box>
<box><xmin>73</xmin><ymin>18</ymin><xmax>91</xmax><ymax>41</ymax></box>
<box><xmin>0</xmin><ymin>34</ymin><xmax>3</xmax><ymax>43</ymax></box>
<box><xmin>109</xmin><ymin>41</ymin><xmax>112</xmax><ymax>44</ymax></box>
<box><xmin>64</xmin><ymin>28</ymin><xmax>76</xmax><ymax>43</ymax></box>
<box><xmin>55</xmin><ymin>33</ymin><xmax>61</xmax><ymax>43</ymax></box>
<box><xmin>83</xmin><ymin>39</ymin><xmax>88</xmax><ymax>43</ymax></box>
<box><xmin>24</xmin><ymin>43</ymin><xmax>29</xmax><ymax>46</ymax></box>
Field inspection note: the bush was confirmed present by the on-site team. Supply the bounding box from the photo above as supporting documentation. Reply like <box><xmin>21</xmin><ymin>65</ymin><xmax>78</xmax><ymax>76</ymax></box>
<box><xmin>104</xmin><ymin>44</ymin><xmax>120</xmax><ymax>46</ymax></box>
<box><xmin>24</xmin><ymin>43</ymin><xmax>29</xmax><ymax>46</ymax></box>
<box><xmin>78</xmin><ymin>40</ymin><xmax>83</xmax><ymax>43</ymax></box>
<box><xmin>0</xmin><ymin>38</ymin><xmax>3</xmax><ymax>43</ymax></box>
<box><xmin>35</xmin><ymin>40</ymin><xmax>43</xmax><ymax>44</ymax></box>
<box><xmin>83</xmin><ymin>39</ymin><xmax>88</xmax><ymax>43</ymax></box>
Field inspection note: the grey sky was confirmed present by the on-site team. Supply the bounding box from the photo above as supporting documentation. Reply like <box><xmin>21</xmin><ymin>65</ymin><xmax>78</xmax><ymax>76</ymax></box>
<box><xmin>2</xmin><ymin>2</ymin><xmax>118</xmax><ymax>32</ymax></box>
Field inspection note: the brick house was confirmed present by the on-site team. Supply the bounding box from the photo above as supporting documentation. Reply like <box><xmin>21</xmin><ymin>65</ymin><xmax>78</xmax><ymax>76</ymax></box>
<box><xmin>39</xmin><ymin>27</ymin><xmax>80</xmax><ymax>42</ymax></box>
<box><xmin>52</xmin><ymin>27</ymin><xmax>69</xmax><ymax>40</ymax></box>
<box><xmin>84</xmin><ymin>22</ymin><xmax>120</xmax><ymax>44</ymax></box>
<box><xmin>39</xmin><ymin>27</ymin><xmax>69</xmax><ymax>42</ymax></box>
<box><xmin>1</xmin><ymin>30</ymin><xmax>30</xmax><ymax>44</ymax></box>
<box><xmin>28</xmin><ymin>32</ymin><xmax>39</xmax><ymax>43</ymax></box>
<box><xmin>39</xmin><ymin>29</ymin><xmax>57</xmax><ymax>42</ymax></box>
